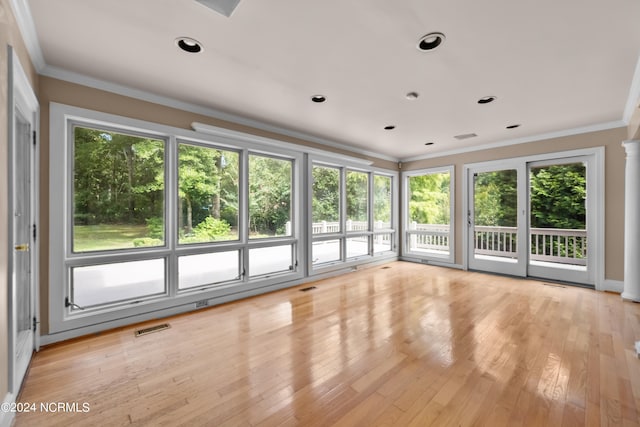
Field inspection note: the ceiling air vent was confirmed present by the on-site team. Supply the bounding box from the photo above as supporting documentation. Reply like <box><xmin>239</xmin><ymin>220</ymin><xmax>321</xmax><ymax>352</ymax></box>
<box><xmin>454</xmin><ymin>133</ymin><xmax>478</xmax><ymax>140</ymax></box>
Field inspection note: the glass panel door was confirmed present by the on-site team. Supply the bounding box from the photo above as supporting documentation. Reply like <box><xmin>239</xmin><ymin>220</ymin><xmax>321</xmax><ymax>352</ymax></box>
<box><xmin>468</xmin><ymin>165</ymin><xmax>526</xmax><ymax>276</ymax></box>
<box><xmin>527</xmin><ymin>157</ymin><xmax>592</xmax><ymax>284</ymax></box>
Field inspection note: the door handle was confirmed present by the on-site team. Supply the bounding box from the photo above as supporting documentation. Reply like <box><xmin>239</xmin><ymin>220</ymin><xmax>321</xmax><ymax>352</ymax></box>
<box><xmin>14</xmin><ymin>243</ymin><xmax>29</xmax><ymax>251</ymax></box>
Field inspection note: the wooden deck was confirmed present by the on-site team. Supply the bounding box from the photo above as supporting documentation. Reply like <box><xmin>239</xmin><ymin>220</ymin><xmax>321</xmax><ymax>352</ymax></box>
<box><xmin>14</xmin><ymin>261</ymin><xmax>640</xmax><ymax>426</ymax></box>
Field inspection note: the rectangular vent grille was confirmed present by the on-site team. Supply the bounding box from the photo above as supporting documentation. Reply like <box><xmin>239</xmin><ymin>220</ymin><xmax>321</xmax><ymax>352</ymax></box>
<box><xmin>135</xmin><ymin>323</ymin><xmax>170</xmax><ymax>337</ymax></box>
<box><xmin>195</xmin><ymin>299</ymin><xmax>209</xmax><ymax>308</ymax></box>
<box><xmin>300</xmin><ymin>286</ymin><xmax>317</xmax><ymax>292</ymax></box>
<box><xmin>543</xmin><ymin>283</ymin><xmax>566</xmax><ymax>288</ymax></box>
<box><xmin>454</xmin><ymin>133</ymin><xmax>478</xmax><ymax>140</ymax></box>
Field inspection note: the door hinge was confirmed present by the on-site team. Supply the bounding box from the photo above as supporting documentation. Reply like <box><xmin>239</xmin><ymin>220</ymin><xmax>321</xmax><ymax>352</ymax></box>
<box><xmin>32</xmin><ymin>316</ymin><xmax>37</xmax><ymax>332</ymax></box>
<box><xmin>33</xmin><ymin>224</ymin><xmax>37</xmax><ymax>241</ymax></box>
<box><xmin>32</xmin><ymin>130</ymin><xmax>37</xmax><ymax>146</ymax></box>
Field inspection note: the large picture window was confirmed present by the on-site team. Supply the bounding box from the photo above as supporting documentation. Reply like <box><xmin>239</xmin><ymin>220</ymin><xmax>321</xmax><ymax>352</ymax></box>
<box><xmin>50</xmin><ymin>106</ymin><xmax>307</xmax><ymax>335</ymax></box>
<box><xmin>310</xmin><ymin>161</ymin><xmax>397</xmax><ymax>270</ymax></box>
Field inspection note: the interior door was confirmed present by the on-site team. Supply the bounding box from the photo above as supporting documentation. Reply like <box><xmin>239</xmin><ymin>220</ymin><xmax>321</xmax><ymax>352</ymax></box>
<box><xmin>8</xmin><ymin>46</ymin><xmax>39</xmax><ymax>395</ymax></box>
<box><xmin>467</xmin><ymin>163</ymin><xmax>526</xmax><ymax>276</ymax></box>
<box><xmin>11</xmin><ymin>108</ymin><xmax>35</xmax><ymax>392</ymax></box>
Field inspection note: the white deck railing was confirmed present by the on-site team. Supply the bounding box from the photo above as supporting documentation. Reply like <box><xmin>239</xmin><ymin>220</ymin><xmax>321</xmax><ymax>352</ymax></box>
<box><xmin>309</xmin><ymin>220</ymin><xmax>392</xmax><ymax>245</ymax></box>
<box><xmin>310</xmin><ymin>220</ymin><xmax>390</xmax><ymax>234</ymax></box>
<box><xmin>407</xmin><ymin>223</ymin><xmax>587</xmax><ymax>265</ymax></box>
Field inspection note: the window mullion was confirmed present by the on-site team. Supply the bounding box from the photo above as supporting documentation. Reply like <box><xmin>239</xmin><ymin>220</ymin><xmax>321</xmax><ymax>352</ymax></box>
<box><xmin>240</xmin><ymin>148</ymin><xmax>249</xmax><ymax>281</ymax></box>
<box><xmin>167</xmin><ymin>135</ymin><xmax>178</xmax><ymax>298</ymax></box>
<box><xmin>340</xmin><ymin>167</ymin><xmax>347</xmax><ymax>261</ymax></box>
<box><xmin>368</xmin><ymin>172</ymin><xmax>374</xmax><ymax>255</ymax></box>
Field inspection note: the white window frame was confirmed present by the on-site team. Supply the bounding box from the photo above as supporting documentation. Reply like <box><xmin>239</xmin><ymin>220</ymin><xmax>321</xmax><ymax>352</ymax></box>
<box><xmin>49</xmin><ymin>103</ymin><xmax>304</xmax><ymax>334</ymax></box>
<box><xmin>402</xmin><ymin>165</ymin><xmax>455</xmax><ymax>264</ymax></box>
<box><xmin>308</xmin><ymin>156</ymin><xmax>399</xmax><ymax>275</ymax></box>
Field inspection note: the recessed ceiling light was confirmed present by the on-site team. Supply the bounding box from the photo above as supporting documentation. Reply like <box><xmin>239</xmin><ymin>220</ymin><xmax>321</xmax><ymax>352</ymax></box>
<box><xmin>384</xmin><ymin>125</ymin><xmax>396</xmax><ymax>130</ymax></box>
<box><xmin>506</xmin><ymin>124</ymin><xmax>521</xmax><ymax>129</ymax></box>
<box><xmin>176</xmin><ymin>37</ymin><xmax>203</xmax><ymax>53</ymax></box>
<box><xmin>311</xmin><ymin>95</ymin><xmax>326</xmax><ymax>103</ymax></box>
<box><xmin>424</xmin><ymin>142</ymin><xmax>435</xmax><ymax>146</ymax></box>
<box><xmin>406</xmin><ymin>92</ymin><xmax>419</xmax><ymax>100</ymax></box>
<box><xmin>477</xmin><ymin>96</ymin><xmax>496</xmax><ymax>104</ymax></box>
<box><xmin>417</xmin><ymin>32</ymin><xmax>445</xmax><ymax>51</ymax></box>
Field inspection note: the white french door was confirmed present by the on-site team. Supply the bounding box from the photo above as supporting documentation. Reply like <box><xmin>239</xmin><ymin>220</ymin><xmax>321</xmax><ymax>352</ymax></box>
<box><xmin>467</xmin><ymin>161</ymin><xmax>527</xmax><ymax>277</ymax></box>
<box><xmin>526</xmin><ymin>156</ymin><xmax>594</xmax><ymax>284</ymax></box>
<box><xmin>466</xmin><ymin>150</ymin><xmax>600</xmax><ymax>286</ymax></box>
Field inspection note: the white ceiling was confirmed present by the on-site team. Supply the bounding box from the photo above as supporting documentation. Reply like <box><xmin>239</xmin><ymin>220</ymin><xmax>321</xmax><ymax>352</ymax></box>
<box><xmin>24</xmin><ymin>0</ymin><xmax>640</xmax><ymax>161</ymax></box>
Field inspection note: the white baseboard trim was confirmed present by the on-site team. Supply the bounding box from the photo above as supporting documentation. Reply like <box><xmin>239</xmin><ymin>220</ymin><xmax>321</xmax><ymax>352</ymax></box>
<box><xmin>601</xmin><ymin>279</ymin><xmax>624</xmax><ymax>293</ymax></box>
<box><xmin>1</xmin><ymin>392</ymin><xmax>16</xmax><ymax>427</ymax></box>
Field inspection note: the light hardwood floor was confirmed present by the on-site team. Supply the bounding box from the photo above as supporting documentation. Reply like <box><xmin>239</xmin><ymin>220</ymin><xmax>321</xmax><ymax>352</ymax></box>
<box><xmin>14</xmin><ymin>262</ymin><xmax>640</xmax><ymax>426</ymax></box>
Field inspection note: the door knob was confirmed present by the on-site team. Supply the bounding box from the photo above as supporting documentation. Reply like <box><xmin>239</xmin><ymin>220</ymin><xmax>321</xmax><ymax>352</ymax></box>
<box><xmin>14</xmin><ymin>244</ymin><xmax>29</xmax><ymax>251</ymax></box>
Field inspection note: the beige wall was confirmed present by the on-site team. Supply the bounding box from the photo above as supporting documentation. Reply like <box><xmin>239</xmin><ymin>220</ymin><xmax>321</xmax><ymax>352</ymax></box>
<box><xmin>402</xmin><ymin>126</ymin><xmax>628</xmax><ymax>282</ymax></box>
<box><xmin>0</xmin><ymin>0</ymin><xmax>37</xmax><ymax>401</ymax></box>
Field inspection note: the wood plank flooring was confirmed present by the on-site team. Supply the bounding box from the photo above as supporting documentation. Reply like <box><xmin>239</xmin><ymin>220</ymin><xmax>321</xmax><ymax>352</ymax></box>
<box><xmin>14</xmin><ymin>262</ymin><xmax>640</xmax><ymax>426</ymax></box>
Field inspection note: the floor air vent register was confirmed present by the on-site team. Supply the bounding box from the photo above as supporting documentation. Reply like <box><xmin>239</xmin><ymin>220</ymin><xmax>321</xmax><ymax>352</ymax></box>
<box><xmin>135</xmin><ymin>323</ymin><xmax>171</xmax><ymax>337</ymax></box>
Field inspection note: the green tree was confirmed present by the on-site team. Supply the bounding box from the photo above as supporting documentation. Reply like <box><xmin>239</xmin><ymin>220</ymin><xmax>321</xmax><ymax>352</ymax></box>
<box><xmin>408</xmin><ymin>172</ymin><xmax>450</xmax><ymax>225</ymax></box>
<box><xmin>373</xmin><ymin>175</ymin><xmax>392</xmax><ymax>224</ymax></box>
<box><xmin>248</xmin><ymin>155</ymin><xmax>292</xmax><ymax>235</ymax></box>
<box><xmin>346</xmin><ymin>171</ymin><xmax>368</xmax><ymax>223</ymax></box>
<box><xmin>530</xmin><ymin>164</ymin><xmax>585</xmax><ymax>229</ymax></box>
<box><xmin>178</xmin><ymin>144</ymin><xmax>238</xmax><ymax>240</ymax></box>
<box><xmin>73</xmin><ymin>127</ymin><xmax>164</xmax><ymax>226</ymax></box>
<box><xmin>473</xmin><ymin>170</ymin><xmax>517</xmax><ymax>227</ymax></box>
<box><xmin>312</xmin><ymin>166</ymin><xmax>340</xmax><ymax>223</ymax></box>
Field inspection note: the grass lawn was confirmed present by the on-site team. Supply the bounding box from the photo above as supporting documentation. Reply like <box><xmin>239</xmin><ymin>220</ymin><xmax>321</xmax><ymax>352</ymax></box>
<box><xmin>73</xmin><ymin>224</ymin><xmax>242</xmax><ymax>252</ymax></box>
<box><xmin>74</xmin><ymin>224</ymin><xmax>152</xmax><ymax>252</ymax></box>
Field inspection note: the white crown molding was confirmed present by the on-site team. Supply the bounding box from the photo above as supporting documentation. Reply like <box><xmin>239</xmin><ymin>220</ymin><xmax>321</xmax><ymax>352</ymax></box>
<box><xmin>9</xmin><ymin>0</ymin><xmax>45</xmax><ymax>71</ymax></box>
<box><xmin>624</xmin><ymin>55</ymin><xmax>640</xmax><ymax>124</ymax></box>
<box><xmin>399</xmin><ymin>120</ymin><xmax>626</xmax><ymax>163</ymax></box>
<box><xmin>39</xmin><ymin>64</ymin><xmax>399</xmax><ymax>163</ymax></box>
<box><xmin>191</xmin><ymin>122</ymin><xmax>374</xmax><ymax>166</ymax></box>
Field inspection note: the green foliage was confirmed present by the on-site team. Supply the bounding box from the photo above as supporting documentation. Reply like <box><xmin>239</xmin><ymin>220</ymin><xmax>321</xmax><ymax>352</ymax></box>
<box><xmin>193</xmin><ymin>217</ymin><xmax>232</xmax><ymax>240</ymax></box>
<box><xmin>530</xmin><ymin>164</ymin><xmax>585</xmax><ymax>229</ymax></box>
<box><xmin>248</xmin><ymin>155</ymin><xmax>291</xmax><ymax>235</ymax></box>
<box><xmin>312</xmin><ymin>166</ymin><xmax>340</xmax><ymax>223</ymax></box>
<box><xmin>132</xmin><ymin>237</ymin><xmax>164</xmax><ymax>247</ymax></box>
<box><xmin>373</xmin><ymin>175</ymin><xmax>392</xmax><ymax>223</ymax></box>
<box><xmin>73</xmin><ymin>127</ymin><xmax>164</xmax><ymax>226</ymax></box>
<box><xmin>473</xmin><ymin>170</ymin><xmax>517</xmax><ymax>227</ymax></box>
<box><xmin>346</xmin><ymin>171</ymin><xmax>368</xmax><ymax>222</ymax></box>
<box><xmin>145</xmin><ymin>217</ymin><xmax>164</xmax><ymax>239</ymax></box>
<box><xmin>409</xmin><ymin>172</ymin><xmax>450</xmax><ymax>225</ymax></box>
<box><xmin>178</xmin><ymin>144</ymin><xmax>239</xmax><ymax>234</ymax></box>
